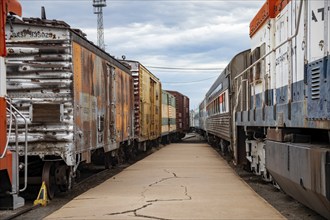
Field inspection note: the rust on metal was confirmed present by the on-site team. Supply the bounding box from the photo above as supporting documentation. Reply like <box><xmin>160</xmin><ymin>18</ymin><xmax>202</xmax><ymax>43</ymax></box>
<box><xmin>121</xmin><ymin>60</ymin><xmax>161</xmax><ymax>142</ymax></box>
<box><xmin>5</xmin><ymin>18</ymin><xmax>133</xmax><ymax>166</ymax></box>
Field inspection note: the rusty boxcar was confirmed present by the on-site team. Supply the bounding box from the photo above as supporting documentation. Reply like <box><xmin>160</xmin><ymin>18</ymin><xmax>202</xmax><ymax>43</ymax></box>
<box><xmin>166</xmin><ymin>90</ymin><xmax>189</xmax><ymax>139</ymax></box>
<box><xmin>160</xmin><ymin>90</ymin><xmax>176</xmax><ymax>144</ymax></box>
<box><xmin>5</xmin><ymin>17</ymin><xmax>134</xmax><ymax>197</ymax></box>
<box><xmin>121</xmin><ymin>60</ymin><xmax>161</xmax><ymax>149</ymax></box>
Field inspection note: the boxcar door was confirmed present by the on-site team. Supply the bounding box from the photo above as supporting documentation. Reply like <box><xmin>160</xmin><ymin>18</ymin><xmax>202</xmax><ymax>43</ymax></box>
<box><xmin>107</xmin><ymin>65</ymin><xmax>117</xmax><ymax>151</ymax></box>
<box><xmin>150</xmin><ymin>78</ymin><xmax>155</xmax><ymax>138</ymax></box>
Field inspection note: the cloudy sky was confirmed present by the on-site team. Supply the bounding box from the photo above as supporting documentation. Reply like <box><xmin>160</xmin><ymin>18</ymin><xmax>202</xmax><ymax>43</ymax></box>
<box><xmin>20</xmin><ymin>0</ymin><xmax>264</xmax><ymax>109</ymax></box>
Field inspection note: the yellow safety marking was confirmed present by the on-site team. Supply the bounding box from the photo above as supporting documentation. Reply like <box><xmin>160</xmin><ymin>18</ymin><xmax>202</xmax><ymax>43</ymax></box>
<box><xmin>33</xmin><ymin>181</ymin><xmax>49</xmax><ymax>207</ymax></box>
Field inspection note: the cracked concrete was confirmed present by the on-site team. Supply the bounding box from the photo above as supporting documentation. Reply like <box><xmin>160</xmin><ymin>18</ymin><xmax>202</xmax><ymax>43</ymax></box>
<box><xmin>107</xmin><ymin>203</ymin><xmax>152</xmax><ymax>216</ymax></box>
<box><xmin>45</xmin><ymin>143</ymin><xmax>285</xmax><ymax>219</ymax></box>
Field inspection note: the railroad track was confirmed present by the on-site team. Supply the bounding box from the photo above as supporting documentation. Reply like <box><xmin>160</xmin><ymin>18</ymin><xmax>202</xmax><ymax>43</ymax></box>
<box><xmin>1</xmin><ymin>146</ymin><xmax>161</xmax><ymax>220</ymax></box>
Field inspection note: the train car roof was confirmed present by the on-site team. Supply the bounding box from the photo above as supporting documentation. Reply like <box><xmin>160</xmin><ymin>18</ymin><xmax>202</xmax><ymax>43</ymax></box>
<box><xmin>205</xmin><ymin>49</ymin><xmax>250</xmax><ymax>98</ymax></box>
<box><xmin>9</xmin><ymin>17</ymin><xmax>131</xmax><ymax>74</ymax></box>
<box><xmin>120</xmin><ymin>60</ymin><xmax>161</xmax><ymax>81</ymax></box>
<box><xmin>166</xmin><ymin>90</ymin><xmax>189</xmax><ymax>99</ymax></box>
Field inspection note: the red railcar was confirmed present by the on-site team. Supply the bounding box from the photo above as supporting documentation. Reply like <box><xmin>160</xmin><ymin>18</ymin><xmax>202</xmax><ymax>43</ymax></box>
<box><xmin>0</xmin><ymin>0</ymin><xmax>25</xmax><ymax>210</ymax></box>
<box><xmin>166</xmin><ymin>90</ymin><xmax>189</xmax><ymax>139</ymax></box>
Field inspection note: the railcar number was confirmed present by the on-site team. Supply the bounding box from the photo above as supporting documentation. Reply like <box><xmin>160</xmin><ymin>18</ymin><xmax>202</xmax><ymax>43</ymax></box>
<box><xmin>312</xmin><ymin>7</ymin><xmax>329</xmax><ymax>22</ymax></box>
<box><xmin>11</xmin><ymin>30</ymin><xmax>56</xmax><ymax>39</ymax></box>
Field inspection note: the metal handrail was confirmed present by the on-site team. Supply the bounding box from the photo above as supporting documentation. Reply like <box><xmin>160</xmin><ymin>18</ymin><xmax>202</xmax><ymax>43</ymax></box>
<box><xmin>5</xmin><ymin>97</ymin><xmax>28</xmax><ymax>192</ymax></box>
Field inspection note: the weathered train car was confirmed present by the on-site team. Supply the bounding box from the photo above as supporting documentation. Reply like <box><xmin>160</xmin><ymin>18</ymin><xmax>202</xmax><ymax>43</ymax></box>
<box><xmin>192</xmin><ymin>108</ymin><xmax>199</xmax><ymax>130</ymax></box>
<box><xmin>204</xmin><ymin>50</ymin><xmax>250</xmax><ymax>154</ymax></box>
<box><xmin>5</xmin><ymin>17</ymin><xmax>134</xmax><ymax>197</ymax></box>
<box><xmin>233</xmin><ymin>0</ymin><xmax>330</xmax><ymax>218</ymax></box>
<box><xmin>0</xmin><ymin>0</ymin><xmax>25</xmax><ymax>209</ymax></box>
<box><xmin>198</xmin><ymin>99</ymin><xmax>207</xmax><ymax>135</ymax></box>
<box><xmin>121</xmin><ymin>60</ymin><xmax>161</xmax><ymax>149</ymax></box>
<box><xmin>160</xmin><ymin>90</ymin><xmax>176</xmax><ymax>144</ymax></box>
<box><xmin>166</xmin><ymin>90</ymin><xmax>189</xmax><ymax>139</ymax></box>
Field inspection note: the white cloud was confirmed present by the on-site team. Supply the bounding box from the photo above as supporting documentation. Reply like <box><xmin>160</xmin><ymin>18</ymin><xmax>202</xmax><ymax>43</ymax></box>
<box><xmin>20</xmin><ymin>0</ymin><xmax>264</xmax><ymax>108</ymax></box>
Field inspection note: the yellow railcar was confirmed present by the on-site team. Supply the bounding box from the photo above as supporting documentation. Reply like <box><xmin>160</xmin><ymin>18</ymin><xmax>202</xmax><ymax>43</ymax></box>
<box><xmin>122</xmin><ymin>61</ymin><xmax>161</xmax><ymax>149</ymax></box>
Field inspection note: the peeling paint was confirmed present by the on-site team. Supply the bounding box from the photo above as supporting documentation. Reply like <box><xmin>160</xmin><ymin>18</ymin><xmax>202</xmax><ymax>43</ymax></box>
<box><xmin>5</xmin><ymin>18</ymin><xmax>133</xmax><ymax>166</ymax></box>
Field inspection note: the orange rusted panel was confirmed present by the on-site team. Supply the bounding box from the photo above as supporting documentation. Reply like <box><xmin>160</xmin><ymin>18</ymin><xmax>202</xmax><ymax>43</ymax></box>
<box><xmin>0</xmin><ymin>98</ymin><xmax>5</xmax><ymax>150</ymax></box>
<box><xmin>0</xmin><ymin>97</ymin><xmax>12</xmax><ymax>182</ymax></box>
<box><xmin>72</xmin><ymin>42</ymin><xmax>133</xmax><ymax>155</ymax></box>
<box><xmin>5</xmin><ymin>0</ymin><xmax>21</xmax><ymax>17</ymax></box>
<box><xmin>72</xmin><ymin>42</ymin><xmax>108</xmax><ymax>155</ymax></box>
<box><xmin>115</xmin><ymin>68</ymin><xmax>134</xmax><ymax>143</ymax></box>
<box><xmin>0</xmin><ymin>97</ymin><xmax>7</xmax><ymax>155</ymax></box>
<box><xmin>249</xmin><ymin>0</ymin><xmax>276</xmax><ymax>38</ymax></box>
<box><xmin>0</xmin><ymin>0</ymin><xmax>22</xmax><ymax>56</ymax></box>
<box><xmin>250</xmin><ymin>0</ymin><xmax>292</xmax><ymax>37</ymax></box>
<box><xmin>274</xmin><ymin>0</ymin><xmax>291</xmax><ymax>17</ymax></box>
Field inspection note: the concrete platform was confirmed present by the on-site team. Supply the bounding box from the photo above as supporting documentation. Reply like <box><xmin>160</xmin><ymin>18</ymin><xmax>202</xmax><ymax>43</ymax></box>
<box><xmin>45</xmin><ymin>143</ymin><xmax>285</xmax><ymax>219</ymax></box>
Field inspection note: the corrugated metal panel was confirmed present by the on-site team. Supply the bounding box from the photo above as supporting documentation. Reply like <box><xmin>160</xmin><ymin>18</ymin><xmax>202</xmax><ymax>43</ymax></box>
<box><xmin>72</xmin><ymin>42</ymin><xmax>109</xmax><ymax>161</ymax></box>
<box><xmin>6</xmin><ymin>21</ymin><xmax>74</xmax><ymax>164</ymax></box>
<box><xmin>5</xmin><ymin>18</ymin><xmax>133</xmax><ymax>166</ymax></box>
<box><xmin>122</xmin><ymin>60</ymin><xmax>161</xmax><ymax>142</ymax></box>
<box><xmin>115</xmin><ymin>68</ymin><xmax>134</xmax><ymax>143</ymax></box>
<box><xmin>206</xmin><ymin>113</ymin><xmax>231</xmax><ymax>141</ymax></box>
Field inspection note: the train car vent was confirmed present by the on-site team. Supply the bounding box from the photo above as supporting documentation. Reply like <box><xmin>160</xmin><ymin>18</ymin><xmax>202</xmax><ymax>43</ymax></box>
<box><xmin>32</xmin><ymin>104</ymin><xmax>61</xmax><ymax>123</ymax></box>
<box><xmin>311</xmin><ymin>66</ymin><xmax>321</xmax><ymax>100</ymax></box>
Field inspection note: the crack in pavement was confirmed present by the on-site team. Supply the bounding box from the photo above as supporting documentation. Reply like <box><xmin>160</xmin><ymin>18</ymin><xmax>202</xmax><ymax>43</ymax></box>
<box><xmin>107</xmin><ymin>203</ymin><xmax>173</xmax><ymax>220</ymax></box>
<box><xmin>135</xmin><ymin>213</ymin><xmax>172</xmax><ymax>220</ymax></box>
<box><xmin>146</xmin><ymin>185</ymin><xmax>192</xmax><ymax>203</ymax></box>
<box><xmin>107</xmin><ymin>203</ymin><xmax>152</xmax><ymax>216</ymax></box>
<box><xmin>164</xmin><ymin>169</ymin><xmax>177</xmax><ymax>177</ymax></box>
<box><xmin>107</xmin><ymin>170</ymin><xmax>192</xmax><ymax>220</ymax></box>
<box><xmin>149</xmin><ymin>170</ymin><xmax>178</xmax><ymax>187</ymax></box>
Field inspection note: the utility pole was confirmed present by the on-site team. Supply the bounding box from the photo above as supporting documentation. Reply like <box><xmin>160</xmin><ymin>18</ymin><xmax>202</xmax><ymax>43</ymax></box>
<box><xmin>93</xmin><ymin>0</ymin><xmax>106</xmax><ymax>50</ymax></box>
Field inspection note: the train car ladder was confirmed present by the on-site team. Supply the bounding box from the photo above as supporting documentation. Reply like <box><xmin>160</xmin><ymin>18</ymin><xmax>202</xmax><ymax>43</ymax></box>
<box><xmin>0</xmin><ymin>98</ymin><xmax>28</xmax><ymax>209</ymax></box>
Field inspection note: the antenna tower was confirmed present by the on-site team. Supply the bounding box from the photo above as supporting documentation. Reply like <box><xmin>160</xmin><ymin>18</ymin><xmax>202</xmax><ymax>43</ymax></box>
<box><xmin>93</xmin><ymin>0</ymin><xmax>106</xmax><ymax>50</ymax></box>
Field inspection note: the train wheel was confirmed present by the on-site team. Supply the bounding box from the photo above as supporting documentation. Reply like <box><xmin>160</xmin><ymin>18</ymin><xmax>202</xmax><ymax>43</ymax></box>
<box><xmin>42</xmin><ymin>162</ymin><xmax>57</xmax><ymax>199</ymax></box>
<box><xmin>117</xmin><ymin>147</ymin><xmax>125</xmax><ymax>164</ymax></box>
<box><xmin>104</xmin><ymin>152</ymin><xmax>112</xmax><ymax>169</ymax></box>
<box><xmin>125</xmin><ymin>145</ymin><xmax>137</xmax><ymax>161</ymax></box>
<box><xmin>55</xmin><ymin>165</ymin><xmax>69</xmax><ymax>192</ymax></box>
